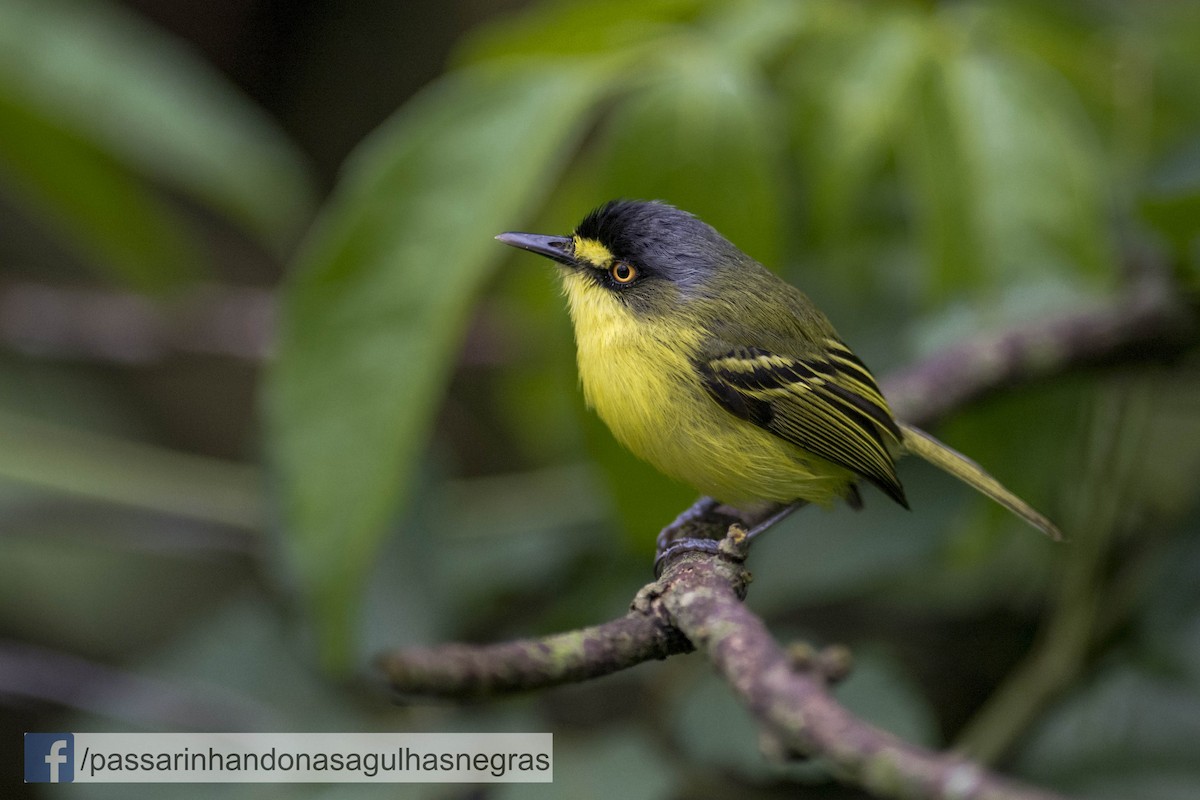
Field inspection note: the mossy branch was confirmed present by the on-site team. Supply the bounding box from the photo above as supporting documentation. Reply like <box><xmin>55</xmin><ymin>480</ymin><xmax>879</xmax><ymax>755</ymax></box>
<box><xmin>376</xmin><ymin>610</ymin><xmax>691</xmax><ymax>698</ymax></box>
<box><xmin>383</xmin><ymin>528</ymin><xmax>1069</xmax><ymax>800</ymax></box>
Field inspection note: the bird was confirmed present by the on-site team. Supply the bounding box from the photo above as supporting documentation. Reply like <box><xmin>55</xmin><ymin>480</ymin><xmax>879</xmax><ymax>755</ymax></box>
<box><xmin>495</xmin><ymin>199</ymin><xmax>1061</xmax><ymax>554</ymax></box>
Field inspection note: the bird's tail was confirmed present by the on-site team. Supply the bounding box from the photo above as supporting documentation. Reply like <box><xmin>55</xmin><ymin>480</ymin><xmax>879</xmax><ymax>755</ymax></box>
<box><xmin>899</xmin><ymin>422</ymin><xmax>1063</xmax><ymax>541</ymax></box>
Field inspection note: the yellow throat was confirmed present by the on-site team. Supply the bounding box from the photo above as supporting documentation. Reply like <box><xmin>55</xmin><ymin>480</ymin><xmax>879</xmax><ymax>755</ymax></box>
<box><xmin>557</xmin><ymin>237</ymin><xmax>854</xmax><ymax>508</ymax></box>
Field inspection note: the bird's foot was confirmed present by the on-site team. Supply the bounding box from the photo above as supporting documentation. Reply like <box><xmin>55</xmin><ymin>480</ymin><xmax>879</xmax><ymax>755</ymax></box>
<box><xmin>654</xmin><ymin>537</ymin><xmax>724</xmax><ymax>577</ymax></box>
<box><xmin>655</xmin><ymin>496</ymin><xmax>720</xmax><ymax>552</ymax></box>
<box><xmin>652</xmin><ymin>498</ymin><xmax>810</xmax><ymax>577</ymax></box>
<box><xmin>654</xmin><ymin>496</ymin><xmax>745</xmax><ymax>577</ymax></box>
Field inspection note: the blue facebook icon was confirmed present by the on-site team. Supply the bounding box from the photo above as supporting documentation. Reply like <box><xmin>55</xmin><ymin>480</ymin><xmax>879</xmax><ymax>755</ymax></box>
<box><xmin>24</xmin><ymin>733</ymin><xmax>74</xmax><ymax>783</ymax></box>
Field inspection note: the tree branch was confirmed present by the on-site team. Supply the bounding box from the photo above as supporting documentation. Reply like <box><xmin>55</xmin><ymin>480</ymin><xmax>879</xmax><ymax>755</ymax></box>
<box><xmin>654</xmin><ymin>547</ymin><xmax>1067</xmax><ymax>800</ymax></box>
<box><xmin>0</xmin><ymin>282</ymin><xmax>274</xmax><ymax>363</ymax></box>
<box><xmin>882</xmin><ymin>276</ymin><xmax>1194</xmax><ymax>426</ymax></box>
<box><xmin>376</xmin><ymin>610</ymin><xmax>691</xmax><ymax>699</ymax></box>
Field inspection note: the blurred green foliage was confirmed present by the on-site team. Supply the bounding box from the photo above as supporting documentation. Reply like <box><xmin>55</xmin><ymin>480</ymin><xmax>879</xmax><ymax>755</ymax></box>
<box><xmin>3</xmin><ymin>0</ymin><xmax>1200</xmax><ymax>798</ymax></box>
<box><xmin>0</xmin><ymin>0</ymin><xmax>315</xmax><ymax>285</ymax></box>
<box><xmin>266</xmin><ymin>62</ymin><xmax>611</xmax><ymax>668</ymax></box>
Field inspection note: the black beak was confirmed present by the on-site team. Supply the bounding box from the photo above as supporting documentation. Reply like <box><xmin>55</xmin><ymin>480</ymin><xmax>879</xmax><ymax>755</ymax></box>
<box><xmin>495</xmin><ymin>232</ymin><xmax>575</xmax><ymax>266</ymax></box>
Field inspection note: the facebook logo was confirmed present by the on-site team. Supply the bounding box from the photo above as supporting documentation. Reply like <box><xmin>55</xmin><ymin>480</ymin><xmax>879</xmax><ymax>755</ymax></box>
<box><xmin>24</xmin><ymin>733</ymin><xmax>74</xmax><ymax>783</ymax></box>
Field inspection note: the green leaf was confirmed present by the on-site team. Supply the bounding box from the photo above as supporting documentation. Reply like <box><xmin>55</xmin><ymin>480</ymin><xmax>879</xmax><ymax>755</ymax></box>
<box><xmin>265</xmin><ymin>62</ymin><xmax>608</xmax><ymax>672</ymax></box>
<box><xmin>901</xmin><ymin>45</ymin><xmax>1115</xmax><ymax>299</ymax></box>
<box><xmin>0</xmin><ymin>409</ymin><xmax>263</xmax><ymax>529</ymax></box>
<box><xmin>591</xmin><ymin>45</ymin><xmax>787</xmax><ymax>265</ymax></box>
<box><xmin>790</xmin><ymin>10</ymin><xmax>928</xmax><ymax>242</ymax></box>
<box><xmin>0</xmin><ymin>90</ymin><xmax>200</xmax><ymax>290</ymax></box>
<box><xmin>0</xmin><ymin>0</ymin><xmax>315</xmax><ymax>250</ymax></box>
<box><xmin>977</xmin><ymin>4</ymin><xmax>1125</xmax><ymax>123</ymax></box>
<box><xmin>0</xmin><ymin>508</ymin><xmax>248</xmax><ymax>659</ymax></box>
<box><xmin>455</xmin><ymin>0</ymin><xmax>703</xmax><ymax>64</ymax></box>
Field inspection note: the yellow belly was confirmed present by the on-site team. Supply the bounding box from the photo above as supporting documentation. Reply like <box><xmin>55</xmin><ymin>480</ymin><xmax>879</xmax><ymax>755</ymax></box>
<box><xmin>562</xmin><ymin>274</ymin><xmax>854</xmax><ymax>508</ymax></box>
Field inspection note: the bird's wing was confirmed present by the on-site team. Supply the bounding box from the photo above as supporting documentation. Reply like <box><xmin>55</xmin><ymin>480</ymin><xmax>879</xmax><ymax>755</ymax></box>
<box><xmin>697</xmin><ymin>341</ymin><xmax>908</xmax><ymax>507</ymax></box>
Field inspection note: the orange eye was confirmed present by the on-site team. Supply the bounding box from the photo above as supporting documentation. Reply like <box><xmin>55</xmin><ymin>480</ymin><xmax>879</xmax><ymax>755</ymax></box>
<box><xmin>611</xmin><ymin>261</ymin><xmax>637</xmax><ymax>284</ymax></box>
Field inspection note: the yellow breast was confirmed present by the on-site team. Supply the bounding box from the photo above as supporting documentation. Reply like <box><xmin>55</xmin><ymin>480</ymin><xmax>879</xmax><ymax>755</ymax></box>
<box><xmin>559</xmin><ymin>272</ymin><xmax>854</xmax><ymax>508</ymax></box>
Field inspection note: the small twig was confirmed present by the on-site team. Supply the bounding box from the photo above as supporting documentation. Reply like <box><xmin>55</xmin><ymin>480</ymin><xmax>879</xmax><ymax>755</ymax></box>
<box><xmin>882</xmin><ymin>277</ymin><xmax>1194</xmax><ymax>426</ymax></box>
<box><xmin>0</xmin><ymin>281</ymin><xmax>512</xmax><ymax>366</ymax></box>
<box><xmin>377</xmin><ymin>610</ymin><xmax>691</xmax><ymax>699</ymax></box>
<box><xmin>0</xmin><ymin>282</ymin><xmax>275</xmax><ymax>363</ymax></box>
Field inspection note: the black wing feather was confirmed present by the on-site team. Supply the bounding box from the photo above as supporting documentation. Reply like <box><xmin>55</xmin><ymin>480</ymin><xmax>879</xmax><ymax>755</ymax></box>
<box><xmin>698</xmin><ymin>344</ymin><xmax>908</xmax><ymax>508</ymax></box>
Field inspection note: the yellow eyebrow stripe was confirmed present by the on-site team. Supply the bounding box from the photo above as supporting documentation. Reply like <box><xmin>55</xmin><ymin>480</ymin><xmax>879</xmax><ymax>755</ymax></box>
<box><xmin>572</xmin><ymin>236</ymin><xmax>614</xmax><ymax>267</ymax></box>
